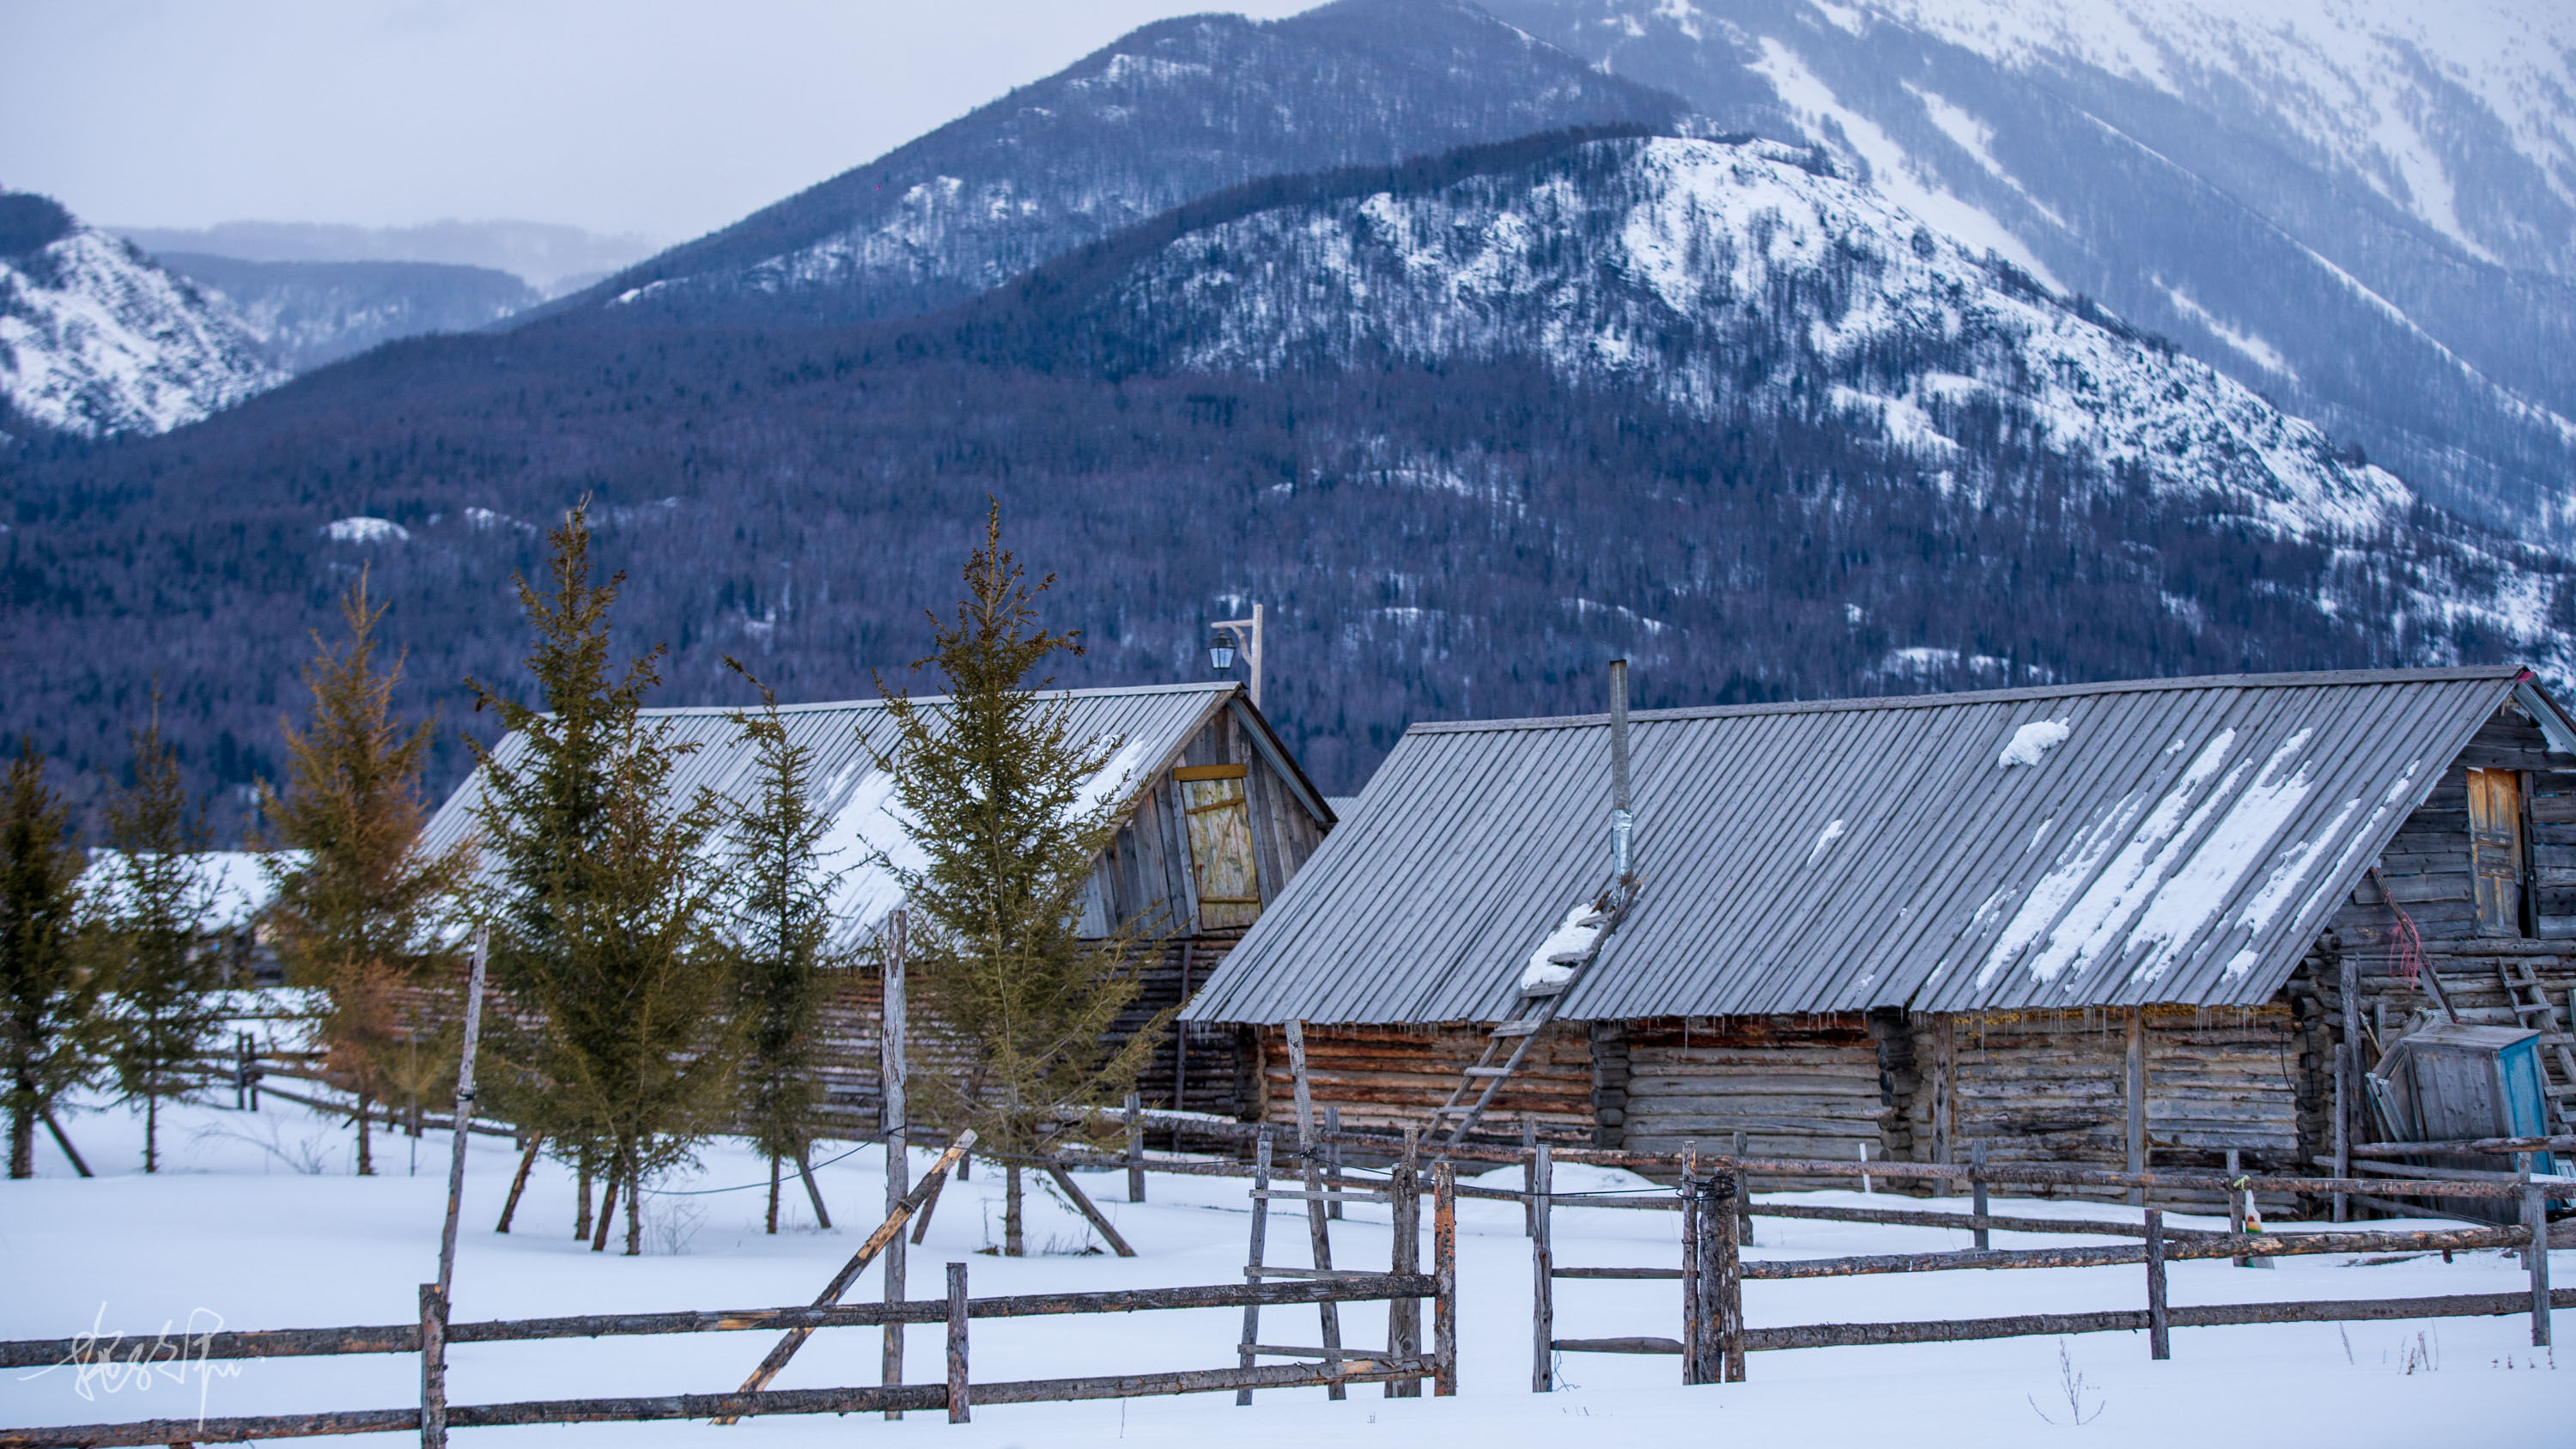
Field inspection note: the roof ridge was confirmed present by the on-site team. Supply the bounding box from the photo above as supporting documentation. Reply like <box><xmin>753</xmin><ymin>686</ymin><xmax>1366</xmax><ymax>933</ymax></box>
<box><xmin>629</xmin><ymin>679</ymin><xmax>1241</xmax><ymax>719</ymax></box>
<box><xmin>1405</xmin><ymin>666</ymin><xmax>2527</xmax><ymax>734</ymax></box>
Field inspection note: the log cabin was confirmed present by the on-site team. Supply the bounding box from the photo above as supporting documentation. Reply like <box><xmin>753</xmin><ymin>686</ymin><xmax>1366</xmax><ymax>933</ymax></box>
<box><xmin>1181</xmin><ymin>667</ymin><xmax>2576</xmax><ymax>1209</ymax></box>
<box><xmin>418</xmin><ymin>680</ymin><xmax>1333</xmax><ymax>1134</ymax></box>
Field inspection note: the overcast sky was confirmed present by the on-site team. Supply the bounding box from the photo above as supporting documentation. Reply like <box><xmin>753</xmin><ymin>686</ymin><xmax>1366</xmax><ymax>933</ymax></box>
<box><xmin>2</xmin><ymin>0</ymin><xmax>1315</xmax><ymax>243</ymax></box>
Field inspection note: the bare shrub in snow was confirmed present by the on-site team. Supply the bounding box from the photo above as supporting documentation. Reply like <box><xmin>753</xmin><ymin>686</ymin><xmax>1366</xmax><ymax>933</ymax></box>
<box><xmin>643</xmin><ymin>1196</ymin><xmax>707</xmax><ymax>1255</ymax></box>
<box><xmin>2026</xmin><ymin>1339</ymin><xmax>2104</xmax><ymax>1426</ymax></box>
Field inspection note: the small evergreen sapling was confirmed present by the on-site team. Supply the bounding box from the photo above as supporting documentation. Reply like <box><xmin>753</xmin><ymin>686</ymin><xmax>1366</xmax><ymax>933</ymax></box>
<box><xmin>99</xmin><ymin>709</ymin><xmax>228</xmax><ymax>1174</ymax></box>
<box><xmin>260</xmin><ymin>574</ymin><xmax>471</xmax><ymax>1177</ymax></box>
<box><xmin>466</xmin><ymin>502</ymin><xmax>738</xmax><ymax>1254</ymax></box>
<box><xmin>873</xmin><ymin>507</ymin><xmax>1170</xmax><ymax>1256</ymax></box>
<box><xmin>2</xmin><ymin>740</ymin><xmax>103</xmax><ymax>1180</ymax></box>
<box><xmin>723</xmin><ymin>661</ymin><xmax>848</xmax><ymax>1233</ymax></box>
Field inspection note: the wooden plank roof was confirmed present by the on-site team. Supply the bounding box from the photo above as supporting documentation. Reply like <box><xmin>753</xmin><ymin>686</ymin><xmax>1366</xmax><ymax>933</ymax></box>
<box><xmin>1182</xmin><ymin>667</ymin><xmax>2576</xmax><ymax>1024</ymax></box>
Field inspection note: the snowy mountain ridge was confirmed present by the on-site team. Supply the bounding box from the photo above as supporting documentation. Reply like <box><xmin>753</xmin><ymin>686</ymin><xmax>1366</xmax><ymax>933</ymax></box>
<box><xmin>1861</xmin><ymin>0</ymin><xmax>2576</xmax><ymax>270</ymax></box>
<box><xmin>0</xmin><ymin>193</ymin><xmax>281</xmax><ymax>437</ymax></box>
<box><xmin>550</xmin><ymin>0</ymin><xmax>1693</xmax><ymax>328</ymax></box>
<box><xmin>1010</xmin><ymin>132</ymin><xmax>2566</xmax><ymax>662</ymax></box>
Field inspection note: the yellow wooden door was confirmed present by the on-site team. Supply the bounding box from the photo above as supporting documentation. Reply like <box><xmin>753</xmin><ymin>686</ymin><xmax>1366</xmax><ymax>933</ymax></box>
<box><xmin>1177</xmin><ymin>764</ymin><xmax>1262</xmax><ymax>930</ymax></box>
<box><xmin>2466</xmin><ymin>767</ymin><xmax>2524</xmax><ymax>936</ymax></box>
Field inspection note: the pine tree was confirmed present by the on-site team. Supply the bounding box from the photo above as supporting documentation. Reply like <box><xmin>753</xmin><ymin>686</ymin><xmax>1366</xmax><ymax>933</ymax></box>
<box><xmin>260</xmin><ymin>574</ymin><xmax>472</xmax><ymax>1177</ymax></box>
<box><xmin>466</xmin><ymin>502</ymin><xmax>738</xmax><ymax>1254</ymax></box>
<box><xmin>2</xmin><ymin>741</ymin><xmax>103</xmax><ymax>1180</ymax></box>
<box><xmin>722</xmin><ymin>661</ymin><xmax>847</xmax><ymax>1233</ymax></box>
<box><xmin>874</xmin><ymin>506</ymin><xmax>1169</xmax><ymax>1256</ymax></box>
<box><xmin>100</xmin><ymin>709</ymin><xmax>228</xmax><ymax>1173</ymax></box>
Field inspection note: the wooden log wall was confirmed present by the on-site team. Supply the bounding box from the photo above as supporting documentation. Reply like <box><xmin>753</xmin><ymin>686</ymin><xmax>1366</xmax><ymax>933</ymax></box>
<box><xmin>1252</xmin><ymin>1024</ymin><xmax>1595</xmax><ymax>1142</ymax></box>
<box><xmin>1895</xmin><ymin>1006</ymin><xmax>2302</xmax><ymax>1208</ymax></box>
<box><xmin>1619</xmin><ymin>1016</ymin><xmax>1889</xmax><ymax>1186</ymax></box>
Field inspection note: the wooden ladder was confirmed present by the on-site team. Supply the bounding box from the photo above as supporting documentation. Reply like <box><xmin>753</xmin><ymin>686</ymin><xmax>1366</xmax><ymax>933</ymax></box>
<box><xmin>2497</xmin><ymin>961</ymin><xmax>2576</xmax><ymax>1127</ymax></box>
<box><xmin>1427</xmin><ymin>886</ymin><xmax>1631</xmax><ymax>1150</ymax></box>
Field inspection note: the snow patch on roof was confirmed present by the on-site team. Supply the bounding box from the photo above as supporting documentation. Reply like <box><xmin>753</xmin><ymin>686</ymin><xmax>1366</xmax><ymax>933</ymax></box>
<box><xmin>78</xmin><ymin>850</ymin><xmax>296</xmax><ymax>932</ymax></box>
<box><xmin>1521</xmin><ymin>900</ymin><xmax>1610</xmax><ymax>993</ymax></box>
<box><xmin>1997</xmin><ymin>718</ymin><xmax>2071</xmax><ymax>768</ymax></box>
<box><xmin>2123</xmin><ymin>729</ymin><xmax>2319</xmax><ymax>986</ymax></box>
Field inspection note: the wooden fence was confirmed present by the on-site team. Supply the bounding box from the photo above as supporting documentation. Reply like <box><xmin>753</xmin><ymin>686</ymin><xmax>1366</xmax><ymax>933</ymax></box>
<box><xmin>0</xmin><ymin>1162</ymin><xmax>1456</xmax><ymax>1449</ymax></box>
<box><xmin>1526</xmin><ymin>1143</ymin><xmax>2569</xmax><ymax>1387</ymax></box>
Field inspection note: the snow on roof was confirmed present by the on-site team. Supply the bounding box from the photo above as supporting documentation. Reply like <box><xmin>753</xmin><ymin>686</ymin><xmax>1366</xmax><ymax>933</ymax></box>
<box><xmin>78</xmin><ymin>850</ymin><xmax>296</xmax><ymax>932</ymax></box>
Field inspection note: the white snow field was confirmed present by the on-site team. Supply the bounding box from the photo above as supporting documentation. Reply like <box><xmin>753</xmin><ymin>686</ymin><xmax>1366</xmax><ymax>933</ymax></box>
<box><xmin>1</xmin><ymin>1094</ymin><xmax>2562</xmax><ymax>1446</ymax></box>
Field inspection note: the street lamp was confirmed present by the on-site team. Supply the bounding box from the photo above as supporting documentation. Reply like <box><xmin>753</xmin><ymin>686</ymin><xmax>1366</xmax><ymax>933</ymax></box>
<box><xmin>1208</xmin><ymin>602</ymin><xmax>1264</xmax><ymax>709</ymax></box>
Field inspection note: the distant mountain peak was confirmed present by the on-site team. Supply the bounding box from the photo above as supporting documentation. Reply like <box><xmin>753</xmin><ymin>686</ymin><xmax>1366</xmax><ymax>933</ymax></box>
<box><xmin>0</xmin><ymin>191</ymin><xmax>281</xmax><ymax>438</ymax></box>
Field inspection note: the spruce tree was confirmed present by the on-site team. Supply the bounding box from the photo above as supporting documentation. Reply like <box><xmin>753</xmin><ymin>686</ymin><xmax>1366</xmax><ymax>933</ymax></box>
<box><xmin>260</xmin><ymin>574</ymin><xmax>471</xmax><ymax>1176</ymax></box>
<box><xmin>466</xmin><ymin>502</ymin><xmax>738</xmax><ymax>1254</ymax></box>
<box><xmin>2</xmin><ymin>741</ymin><xmax>102</xmax><ymax>1179</ymax></box>
<box><xmin>100</xmin><ymin>709</ymin><xmax>228</xmax><ymax>1173</ymax></box>
<box><xmin>874</xmin><ymin>507</ymin><xmax>1169</xmax><ymax>1256</ymax></box>
<box><xmin>722</xmin><ymin>662</ymin><xmax>846</xmax><ymax>1233</ymax></box>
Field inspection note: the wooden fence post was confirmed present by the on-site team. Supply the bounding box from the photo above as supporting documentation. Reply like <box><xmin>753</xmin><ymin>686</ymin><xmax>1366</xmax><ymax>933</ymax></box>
<box><xmin>2144</xmin><ymin>1208</ymin><xmax>2169</xmax><ymax>1361</ymax></box>
<box><xmin>1324</xmin><ymin>1105</ymin><xmax>1343</xmax><ymax>1222</ymax></box>
<box><xmin>1732</xmin><ymin>1129</ymin><xmax>1751</xmax><ymax>1244</ymax></box>
<box><xmin>1433</xmin><ymin>1160</ymin><xmax>1457</xmax><ymax>1397</ymax></box>
<box><xmin>1172</xmin><ymin>941</ymin><xmax>1193</xmax><ymax>1113</ymax></box>
<box><xmin>1678</xmin><ymin>1160</ymin><xmax>1704</xmax><ymax>1385</ymax></box>
<box><xmin>1522</xmin><ymin>1117</ymin><xmax>1540</xmax><ymax>1238</ymax></box>
<box><xmin>418</xmin><ymin>1283</ymin><xmax>447</xmax><ymax>1449</ymax></box>
<box><xmin>1970</xmin><ymin>1140</ymin><xmax>1990</xmax><ymax>1251</ymax></box>
<box><xmin>883</xmin><ymin>908</ymin><xmax>908</xmax><ymax>1419</ymax></box>
<box><xmin>1236</xmin><ymin>1129</ymin><xmax>1273</xmax><ymax>1407</ymax></box>
<box><xmin>2529</xmin><ymin>1179</ymin><xmax>2554</xmax><ymax>1349</ymax></box>
<box><xmin>1126</xmin><ymin>1091</ymin><xmax>1146</xmax><ymax>1203</ymax></box>
<box><xmin>1285</xmin><ymin>1024</ymin><xmax>1344</xmax><ymax>1399</ymax></box>
<box><xmin>1388</xmin><ymin>1129</ymin><xmax>1421</xmax><ymax>1399</ymax></box>
<box><xmin>2332</xmin><ymin>1046</ymin><xmax>2351</xmax><ymax>1224</ymax></box>
<box><xmin>945</xmin><ymin>1261</ymin><xmax>969</xmax><ymax>1424</ymax></box>
<box><xmin>2227</xmin><ymin>1148</ymin><xmax>2247</xmax><ymax>1268</ymax></box>
<box><xmin>1531</xmin><ymin>1142</ymin><xmax>1553</xmax><ymax>1392</ymax></box>
<box><xmin>1715</xmin><ymin>1171</ymin><xmax>1744</xmax><ymax>1383</ymax></box>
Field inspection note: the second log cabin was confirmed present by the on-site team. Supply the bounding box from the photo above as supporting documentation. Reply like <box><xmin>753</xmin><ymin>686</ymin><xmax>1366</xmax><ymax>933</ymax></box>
<box><xmin>1181</xmin><ymin>666</ymin><xmax>2576</xmax><ymax>1208</ymax></box>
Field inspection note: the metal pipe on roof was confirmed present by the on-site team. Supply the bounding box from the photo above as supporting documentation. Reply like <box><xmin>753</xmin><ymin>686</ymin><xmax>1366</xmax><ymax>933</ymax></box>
<box><xmin>1609</xmin><ymin>660</ymin><xmax>1633</xmax><ymax>886</ymax></box>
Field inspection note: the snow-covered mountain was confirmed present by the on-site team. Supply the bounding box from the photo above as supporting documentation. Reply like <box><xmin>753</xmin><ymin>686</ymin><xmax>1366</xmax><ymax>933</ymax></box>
<box><xmin>535</xmin><ymin>0</ymin><xmax>1692</xmax><ymax>329</ymax></box>
<box><xmin>980</xmin><ymin>131</ymin><xmax>2570</xmax><ymax>667</ymax></box>
<box><xmin>1868</xmin><ymin>0</ymin><xmax>2576</xmax><ymax>273</ymax></box>
<box><xmin>1480</xmin><ymin>0</ymin><xmax>2576</xmax><ymax>545</ymax></box>
<box><xmin>0</xmin><ymin>192</ymin><xmax>281</xmax><ymax>437</ymax></box>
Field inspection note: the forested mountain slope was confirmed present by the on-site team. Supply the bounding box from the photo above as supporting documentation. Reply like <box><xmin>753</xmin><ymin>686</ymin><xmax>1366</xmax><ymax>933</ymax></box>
<box><xmin>8</xmin><ymin>131</ymin><xmax>2566</xmax><ymax>840</ymax></box>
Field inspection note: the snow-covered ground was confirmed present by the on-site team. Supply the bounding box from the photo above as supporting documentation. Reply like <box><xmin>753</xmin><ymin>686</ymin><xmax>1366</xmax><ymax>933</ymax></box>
<box><xmin>2</xmin><ymin>1094</ymin><xmax>2561</xmax><ymax>1446</ymax></box>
